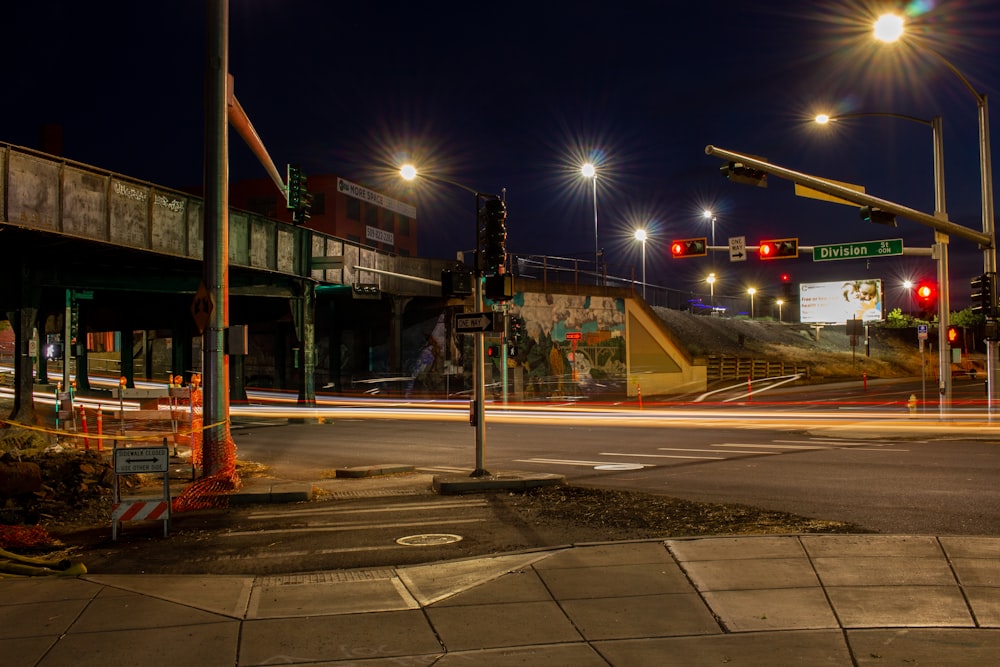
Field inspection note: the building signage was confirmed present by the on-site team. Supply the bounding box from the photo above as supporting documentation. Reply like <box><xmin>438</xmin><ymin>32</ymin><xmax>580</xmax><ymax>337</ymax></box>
<box><xmin>365</xmin><ymin>225</ymin><xmax>394</xmax><ymax>245</ymax></box>
<box><xmin>337</xmin><ymin>178</ymin><xmax>417</xmax><ymax>218</ymax></box>
<box><xmin>812</xmin><ymin>239</ymin><xmax>903</xmax><ymax>262</ymax></box>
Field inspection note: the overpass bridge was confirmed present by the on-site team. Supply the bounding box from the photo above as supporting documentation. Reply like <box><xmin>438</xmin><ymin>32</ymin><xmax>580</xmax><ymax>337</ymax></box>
<box><xmin>0</xmin><ymin>143</ymin><xmax>705</xmax><ymax>421</ymax></box>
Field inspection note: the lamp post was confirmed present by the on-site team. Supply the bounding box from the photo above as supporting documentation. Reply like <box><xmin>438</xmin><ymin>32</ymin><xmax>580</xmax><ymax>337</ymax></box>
<box><xmin>814</xmin><ymin>110</ymin><xmax>951</xmax><ymax>411</ymax></box>
<box><xmin>875</xmin><ymin>12</ymin><xmax>996</xmax><ymax>410</ymax></box>
<box><xmin>400</xmin><ymin>164</ymin><xmax>496</xmax><ymax>477</ymax></box>
<box><xmin>776</xmin><ymin>298</ymin><xmax>784</xmax><ymax>323</ymax></box>
<box><xmin>581</xmin><ymin>163</ymin><xmax>600</xmax><ymax>283</ymax></box>
<box><xmin>747</xmin><ymin>287</ymin><xmax>756</xmax><ymax>319</ymax></box>
<box><xmin>702</xmin><ymin>210</ymin><xmax>717</xmax><ymax>263</ymax></box>
<box><xmin>633</xmin><ymin>229</ymin><xmax>647</xmax><ymax>300</ymax></box>
<box><xmin>706</xmin><ymin>273</ymin><xmax>716</xmax><ymax>310</ymax></box>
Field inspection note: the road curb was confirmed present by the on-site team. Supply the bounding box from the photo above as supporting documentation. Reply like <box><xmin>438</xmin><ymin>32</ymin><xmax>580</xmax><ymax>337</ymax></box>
<box><xmin>433</xmin><ymin>471</ymin><xmax>565</xmax><ymax>495</ymax></box>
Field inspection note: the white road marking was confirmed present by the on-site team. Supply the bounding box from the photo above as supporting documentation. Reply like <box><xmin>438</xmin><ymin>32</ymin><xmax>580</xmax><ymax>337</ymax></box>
<box><xmin>658</xmin><ymin>447</ymin><xmax>772</xmax><ymax>455</ymax></box>
<box><xmin>713</xmin><ymin>443</ymin><xmax>830</xmax><ymax>450</ymax></box>
<box><xmin>247</xmin><ymin>499</ymin><xmax>487</xmax><ymax>520</ymax></box>
<box><xmin>222</xmin><ymin>517</ymin><xmax>486</xmax><ymax>537</ymax></box>
<box><xmin>515</xmin><ymin>458</ymin><xmax>655</xmax><ymax>468</ymax></box>
<box><xmin>601</xmin><ymin>451</ymin><xmax>724</xmax><ymax>460</ymax></box>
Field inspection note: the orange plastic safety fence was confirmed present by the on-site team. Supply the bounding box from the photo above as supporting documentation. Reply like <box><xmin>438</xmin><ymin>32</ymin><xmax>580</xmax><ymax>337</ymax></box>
<box><xmin>172</xmin><ymin>385</ymin><xmax>241</xmax><ymax>512</ymax></box>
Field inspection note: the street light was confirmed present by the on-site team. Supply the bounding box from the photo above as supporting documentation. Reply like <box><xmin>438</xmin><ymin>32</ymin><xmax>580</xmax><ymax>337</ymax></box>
<box><xmin>874</xmin><ymin>12</ymin><xmax>997</xmax><ymax>409</ymax></box>
<box><xmin>633</xmin><ymin>228</ymin><xmax>647</xmax><ymax>300</ymax></box>
<box><xmin>747</xmin><ymin>287</ymin><xmax>756</xmax><ymax>319</ymax></box>
<box><xmin>581</xmin><ymin>162</ymin><xmax>599</xmax><ymax>283</ymax></box>
<box><xmin>776</xmin><ymin>298</ymin><xmax>784</xmax><ymax>323</ymax></box>
<box><xmin>706</xmin><ymin>273</ymin><xmax>716</xmax><ymax>310</ymax></box>
<box><xmin>814</xmin><ymin>110</ymin><xmax>951</xmax><ymax>410</ymax></box>
<box><xmin>400</xmin><ymin>163</ymin><xmax>496</xmax><ymax>477</ymax></box>
<box><xmin>702</xmin><ymin>209</ymin><xmax>717</xmax><ymax>258</ymax></box>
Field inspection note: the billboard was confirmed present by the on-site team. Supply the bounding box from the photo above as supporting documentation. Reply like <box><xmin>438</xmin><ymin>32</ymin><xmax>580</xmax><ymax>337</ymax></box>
<box><xmin>800</xmin><ymin>279</ymin><xmax>883</xmax><ymax>324</ymax></box>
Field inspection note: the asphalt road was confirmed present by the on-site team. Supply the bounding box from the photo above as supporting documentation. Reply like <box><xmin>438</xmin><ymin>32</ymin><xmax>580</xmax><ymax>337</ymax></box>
<box><xmin>230</xmin><ymin>409</ymin><xmax>1000</xmax><ymax>537</ymax></box>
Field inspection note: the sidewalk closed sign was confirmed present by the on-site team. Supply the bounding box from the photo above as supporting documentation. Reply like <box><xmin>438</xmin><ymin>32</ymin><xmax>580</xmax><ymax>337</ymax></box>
<box><xmin>114</xmin><ymin>447</ymin><xmax>170</xmax><ymax>474</ymax></box>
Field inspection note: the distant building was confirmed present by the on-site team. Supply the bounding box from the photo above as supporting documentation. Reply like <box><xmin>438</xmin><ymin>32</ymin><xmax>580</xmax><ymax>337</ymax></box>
<box><xmin>228</xmin><ymin>174</ymin><xmax>418</xmax><ymax>257</ymax></box>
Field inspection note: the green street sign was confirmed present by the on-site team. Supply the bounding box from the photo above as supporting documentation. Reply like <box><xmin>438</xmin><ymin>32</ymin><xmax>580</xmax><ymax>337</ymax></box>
<box><xmin>812</xmin><ymin>238</ymin><xmax>903</xmax><ymax>262</ymax></box>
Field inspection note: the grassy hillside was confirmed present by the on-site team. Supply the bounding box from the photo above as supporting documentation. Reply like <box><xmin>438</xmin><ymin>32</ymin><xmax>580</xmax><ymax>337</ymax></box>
<box><xmin>652</xmin><ymin>308</ymin><xmax>927</xmax><ymax>380</ymax></box>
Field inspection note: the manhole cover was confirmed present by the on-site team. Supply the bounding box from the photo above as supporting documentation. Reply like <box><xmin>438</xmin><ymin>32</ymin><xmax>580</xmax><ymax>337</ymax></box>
<box><xmin>396</xmin><ymin>533</ymin><xmax>463</xmax><ymax>546</ymax></box>
<box><xmin>594</xmin><ymin>463</ymin><xmax>644</xmax><ymax>471</ymax></box>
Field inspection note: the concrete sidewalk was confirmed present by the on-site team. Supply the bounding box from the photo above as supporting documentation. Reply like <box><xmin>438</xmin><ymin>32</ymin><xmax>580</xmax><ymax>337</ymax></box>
<box><xmin>2</xmin><ymin>534</ymin><xmax>998</xmax><ymax>666</ymax></box>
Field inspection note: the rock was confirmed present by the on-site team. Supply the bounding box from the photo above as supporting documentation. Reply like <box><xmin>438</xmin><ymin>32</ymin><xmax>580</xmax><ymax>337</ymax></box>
<box><xmin>0</xmin><ymin>462</ymin><xmax>43</xmax><ymax>497</ymax></box>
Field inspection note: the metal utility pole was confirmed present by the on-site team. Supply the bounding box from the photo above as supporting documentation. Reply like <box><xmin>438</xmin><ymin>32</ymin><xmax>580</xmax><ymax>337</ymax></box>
<box><xmin>202</xmin><ymin>0</ymin><xmax>233</xmax><ymax>475</ymax></box>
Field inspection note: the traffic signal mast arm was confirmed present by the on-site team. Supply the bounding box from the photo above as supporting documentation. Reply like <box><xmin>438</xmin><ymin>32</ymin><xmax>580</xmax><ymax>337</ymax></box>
<box><xmin>684</xmin><ymin>243</ymin><xmax>932</xmax><ymax>258</ymax></box>
<box><xmin>705</xmin><ymin>145</ymin><xmax>991</xmax><ymax>246</ymax></box>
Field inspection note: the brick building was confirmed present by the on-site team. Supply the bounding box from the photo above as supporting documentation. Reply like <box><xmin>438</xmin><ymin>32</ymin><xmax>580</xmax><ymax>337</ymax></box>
<box><xmin>228</xmin><ymin>174</ymin><xmax>418</xmax><ymax>257</ymax></box>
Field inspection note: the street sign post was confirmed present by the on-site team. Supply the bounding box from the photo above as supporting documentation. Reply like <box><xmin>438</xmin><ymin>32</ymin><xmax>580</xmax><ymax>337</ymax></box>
<box><xmin>728</xmin><ymin>236</ymin><xmax>746</xmax><ymax>262</ymax></box>
<box><xmin>454</xmin><ymin>312</ymin><xmax>496</xmax><ymax>333</ymax></box>
<box><xmin>812</xmin><ymin>239</ymin><xmax>903</xmax><ymax>262</ymax></box>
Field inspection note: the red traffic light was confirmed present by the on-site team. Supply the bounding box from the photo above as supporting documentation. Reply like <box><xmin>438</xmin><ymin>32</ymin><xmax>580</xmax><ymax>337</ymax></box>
<box><xmin>916</xmin><ymin>282</ymin><xmax>935</xmax><ymax>301</ymax></box>
<box><xmin>670</xmin><ymin>237</ymin><xmax>708</xmax><ymax>258</ymax></box>
<box><xmin>758</xmin><ymin>238</ymin><xmax>798</xmax><ymax>260</ymax></box>
<box><xmin>947</xmin><ymin>326</ymin><xmax>959</xmax><ymax>344</ymax></box>
<box><xmin>486</xmin><ymin>344</ymin><xmax>501</xmax><ymax>358</ymax></box>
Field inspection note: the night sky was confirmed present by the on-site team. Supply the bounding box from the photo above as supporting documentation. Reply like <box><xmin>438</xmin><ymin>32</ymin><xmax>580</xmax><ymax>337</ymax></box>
<box><xmin>5</xmin><ymin>0</ymin><xmax>1000</xmax><ymax>310</ymax></box>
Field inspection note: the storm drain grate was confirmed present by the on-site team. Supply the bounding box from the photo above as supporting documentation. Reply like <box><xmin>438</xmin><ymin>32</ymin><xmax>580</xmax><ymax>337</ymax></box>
<box><xmin>257</xmin><ymin>568</ymin><xmax>396</xmax><ymax>586</ymax></box>
<box><xmin>326</xmin><ymin>488</ymin><xmax>433</xmax><ymax>499</ymax></box>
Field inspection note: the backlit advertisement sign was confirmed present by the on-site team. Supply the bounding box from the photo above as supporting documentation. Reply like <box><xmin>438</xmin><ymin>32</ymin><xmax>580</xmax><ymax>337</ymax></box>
<box><xmin>800</xmin><ymin>279</ymin><xmax>883</xmax><ymax>324</ymax></box>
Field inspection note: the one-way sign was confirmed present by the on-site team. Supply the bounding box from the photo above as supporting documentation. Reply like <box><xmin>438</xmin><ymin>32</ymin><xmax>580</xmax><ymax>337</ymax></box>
<box><xmin>454</xmin><ymin>311</ymin><xmax>497</xmax><ymax>333</ymax></box>
<box><xmin>729</xmin><ymin>236</ymin><xmax>747</xmax><ymax>262</ymax></box>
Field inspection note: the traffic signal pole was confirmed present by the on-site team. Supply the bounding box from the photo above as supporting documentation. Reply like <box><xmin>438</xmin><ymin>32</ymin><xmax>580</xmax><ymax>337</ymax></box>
<box><xmin>473</xmin><ymin>260</ymin><xmax>487</xmax><ymax>476</ymax></box>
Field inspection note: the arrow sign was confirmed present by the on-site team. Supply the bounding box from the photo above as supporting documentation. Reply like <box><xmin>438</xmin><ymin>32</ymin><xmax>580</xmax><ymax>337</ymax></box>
<box><xmin>729</xmin><ymin>236</ymin><xmax>746</xmax><ymax>262</ymax></box>
<box><xmin>454</xmin><ymin>312</ymin><xmax>496</xmax><ymax>333</ymax></box>
<box><xmin>114</xmin><ymin>447</ymin><xmax>170</xmax><ymax>474</ymax></box>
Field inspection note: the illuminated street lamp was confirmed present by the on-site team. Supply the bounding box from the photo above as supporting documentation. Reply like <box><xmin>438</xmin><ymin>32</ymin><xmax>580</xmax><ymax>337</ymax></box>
<box><xmin>706</xmin><ymin>272</ymin><xmax>716</xmax><ymax>309</ymax></box>
<box><xmin>581</xmin><ymin>162</ymin><xmax>600</xmax><ymax>282</ymax></box>
<box><xmin>747</xmin><ymin>287</ymin><xmax>756</xmax><ymax>319</ymax></box>
<box><xmin>814</xmin><ymin>109</ymin><xmax>951</xmax><ymax>409</ymax></box>
<box><xmin>776</xmin><ymin>298</ymin><xmax>784</xmax><ymax>323</ymax></box>
<box><xmin>400</xmin><ymin>163</ymin><xmax>496</xmax><ymax>477</ymax></box>
<box><xmin>633</xmin><ymin>228</ymin><xmax>647</xmax><ymax>300</ymax></box>
<box><xmin>702</xmin><ymin>210</ymin><xmax>717</xmax><ymax>258</ymax></box>
<box><xmin>875</xmin><ymin>12</ymin><xmax>997</xmax><ymax>409</ymax></box>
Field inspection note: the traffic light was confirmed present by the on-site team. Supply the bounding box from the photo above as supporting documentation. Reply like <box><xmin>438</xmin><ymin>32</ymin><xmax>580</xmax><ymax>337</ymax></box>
<box><xmin>947</xmin><ymin>326</ymin><xmax>959</xmax><ymax>345</ymax></box>
<box><xmin>860</xmin><ymin>205</ymin><xmax>897</xmax><ymax>227</ymax></box>
<box><xmin>670</xmin><ymin>237</ymin><xmax>708</xmax><ymax>258</ymax></box>
<box><xmin>971</xmin><ymin>272</ymin><xmax>996</xmax><ymax>317</ymax></box>
<box><xmin>441</xmin><ymin>266</ymin><xmax>473</xmax><ymax>298</ymax></box>
<box><xmin>509</xmin><ymin>315</ymin><xmax>525</xmax><ymax>346</ymax></box>
<box><xmin>720</xmin><ymin>161</ymin><xmax>767</xmax><ymax>188</ymax></box>
<box><xmin>915</xmin><ymin>281</ymin><xmax>935</xmax><ymax>311</ymax></box>
<box><xmin>286</xmin><ymin>164</ymin><xmax>312</xmax><ymax>224</ymax></box>
<box><xmin>477</xmin><ymin>196</ymin><xmax>507</xmax><ymax>275</ymax></box>
<box><xmin>758</xmin><ymin>238</ymin><xmax>798</xmax><ymax>260</ymax></box>
<box><xmin>484</xmin><ymin>273</ymin><xmax>514</xmax><ymax>301</ymax></box>
<box><xmin>352</xmin><ymin>283</ymin><xmax>381</xmax><ymax>300</ymax></box>
<box><xmin>486</xmin><ymin>344</ymin><xmax>501</xmax><ymax>358</ymax></box>
<box><xmin>295</xmin><ymin>189</ymin><xmax>314</xmax><ymax>224</ymax></box>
